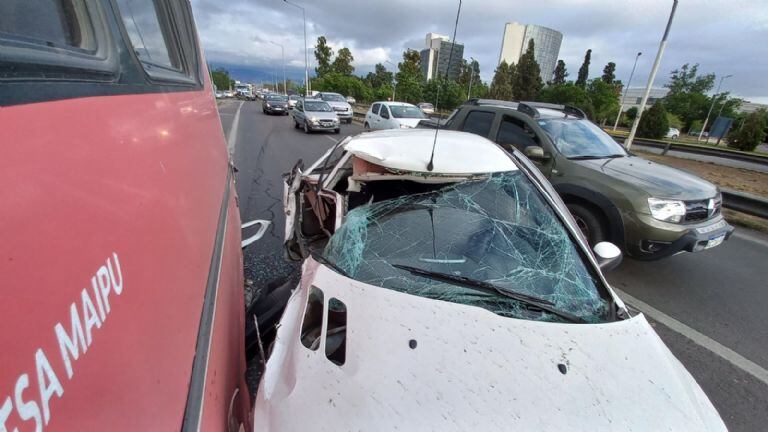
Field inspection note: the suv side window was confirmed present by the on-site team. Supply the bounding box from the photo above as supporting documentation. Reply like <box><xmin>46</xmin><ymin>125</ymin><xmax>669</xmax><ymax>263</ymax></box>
<box><xmin>497</xmin><ymin>115</ymin><xmax>540</xmax><ymax>151</ymax></box>
<box><xmin>371</xmin><ymin>103</ymin><xmax>380</xmax><ymax>115</ymax></box>
<box><xmin>380</xmin><ymin>105</ymin><xmax>390</xmax><ymax>119</ymax></box>
<box><xmin>296</xmin><ymin>100</ymin><xmax>303</xmax><ymax>111</ymax></box>
<box><xmin>461</xmin><ymin>110</ymin><xmax>495</xmax><ymax>137</ymax></box>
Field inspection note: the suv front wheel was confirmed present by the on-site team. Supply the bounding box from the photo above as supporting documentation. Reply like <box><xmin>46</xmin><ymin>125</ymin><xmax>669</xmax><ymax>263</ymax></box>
<box><xmin>567</xmin><ymin>203</ymin><xmax>606</xmax><ymax>246</ymax></box>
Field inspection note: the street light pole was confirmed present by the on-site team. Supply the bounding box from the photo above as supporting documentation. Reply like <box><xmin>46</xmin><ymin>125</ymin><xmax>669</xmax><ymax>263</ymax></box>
<box><xmin>626</xmin><ymin>0</ymin><xmax>678</xmax><ymax>151</ymax></box>
<box><xmin>283</xmin><ymin>0</ymin><xmax>309</xmax><ymax>95</ymax></box>
<box><xmin>698</xmin><ymin>74</ymin><xmax>733</xmax><ymax>142</ymax></box>
<box><xmin>613</xmin><ymin>51</ymin><xmax>642</xmax><ymax>130</ymax></box>
<box><xmin>467</xmin><ymin>56</ymin><xmax>475</xmax><ymax>99</ymax></box>
<box><xmin>385</xmin><ymin>60</ymin><xmax>396</xmax><ymax>101</ymax></box>
<box><xmin>270</xmin><ymin>41</ymin><xmax>287</xmax><ymax>94</ymax></box>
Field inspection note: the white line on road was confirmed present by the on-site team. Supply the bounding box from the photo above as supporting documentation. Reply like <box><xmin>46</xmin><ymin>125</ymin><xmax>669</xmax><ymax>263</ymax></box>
<box><xmin>325</xmin><ymin>136</ymin><xmax>339</xmax><ymax>143</ymax></box>
<box><xmin>226</xmin><ymin>101</ymin><xmax>244</xmax><ymax>157</ymax></box>
<box><xmin>732</xmin><ymin>230</ymin><xmax>768</xmax><ymax>249</ymax></box>
<box><xmin>615</xmin><ymin>288</ymin><xmax>768</xmax><ymax>387</ymax></box>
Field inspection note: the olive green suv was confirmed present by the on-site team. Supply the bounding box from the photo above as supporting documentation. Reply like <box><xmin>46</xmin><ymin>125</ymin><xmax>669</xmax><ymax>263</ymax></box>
<box><xmin>421</xmin><ymin>99</ymin><xmax>734</xmax><ymax>260</ymax></box>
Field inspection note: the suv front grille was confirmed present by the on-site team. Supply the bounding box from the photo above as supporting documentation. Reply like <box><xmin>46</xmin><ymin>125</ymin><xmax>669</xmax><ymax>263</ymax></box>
<box><xmin>684</xmin><ymin>197</ymin><xmax>720</xmax><ymax>222</ymax></box>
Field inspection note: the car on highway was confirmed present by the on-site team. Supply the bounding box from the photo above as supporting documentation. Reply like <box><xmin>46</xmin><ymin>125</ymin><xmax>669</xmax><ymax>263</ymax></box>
<box><xmin>418</xmin><ymin>102</ymin><xmax>436</xmax><ymax>115</ymax></box>
<box><xmin>666</xmin><ymin>127</ymin><xmax>681</xmax><ymax>139</ymax></box>
<box><xmin>317</xmin><ymin>92</ymin><xmax>354</xmax><ymax>123</ymax></box>
<box><xmin>290</xmin><ymin>99</ymin><xmax>340</xmax><ymax>134</ymax></box>
<box><xmin>224</xmin><ymin>90</ymin><xmax>235</xmax><ymax>98</ymax></box>
<box><xmin>0</xmin><ymin>0</ymin><xmax>256</xmax><ymax>430</ymax></box>
<box><xmin>252</xmin><ymin>129</ymin><xmax>726</xmax><ymax>431</ymax></box>
<box><xmin>262</xmin><ymin>94</ymin><xmax>290</xmax><ymax>115</ymax></box>
<box><xmin>288</xmin><ymin>94</ymin><xmax>301</xmax><ymax>108</ymax></box>
<box><xmin>215</xmin><ymin>90</ymin><xmax>225</xmax><ymax>98</ymax></box>
<box><xmin>419</xmin><ymin>99</ymin><xmax>734</xmax><ymax>260</ymax></box>
<box><xmin>364</xmin><ymin>101</ymin><xmax>427</xmax><ymax>130</ymax></box>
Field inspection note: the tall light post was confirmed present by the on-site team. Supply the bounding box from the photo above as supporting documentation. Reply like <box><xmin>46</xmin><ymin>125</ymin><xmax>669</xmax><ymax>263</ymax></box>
<box><xmin>626</xmin><ymin>0</ymin><xmax>678</xmax><ymax>151</ymax></box>
<box><xmin>283</xmin><ymin>0</ymin><xmax>309</xmax><ymax>95</ymax></box>
<box><xmin>270</xmin><ymin>40</ymin><xmax>287</xmax><ymax>95</ymax></box>
<box><xmin>698</xmin><ymin>74</ymin><xmax>733</xmax><ymax>141</ymax></box>
<box><xmin>613</xmin><ymin>51</ymin><xmax>642</xmax><ymax>130</ymax></box>
<box><xmin>385</xmin><ymin>60</ymin><xmax>396</xmax><ymax>101</ymax></box>
<box><xmin>467</xmin><ymin>56</ymin><xmax>475</xmax><ymax>99</ymax></box>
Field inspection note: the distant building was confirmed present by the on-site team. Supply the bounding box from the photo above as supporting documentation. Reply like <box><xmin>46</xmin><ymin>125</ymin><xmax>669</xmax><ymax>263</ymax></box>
<box><xmin>498</xmin><ymin>23</ymin><xmax>562</xmax><ymax>84</ymax></box>
<box><xmin>619</xmin><ymin>87</ymin><xmax>670</xmax><ymax>112</ymax></box>
<box><xmin>738</xmin><ymin>100</ymin><xmax>768</xmax><ymax>114</ymax></box>
<box><xmin>420</xmin><ymin>32</ymin><xmax>464</xmax><ymax>81</ymax></box>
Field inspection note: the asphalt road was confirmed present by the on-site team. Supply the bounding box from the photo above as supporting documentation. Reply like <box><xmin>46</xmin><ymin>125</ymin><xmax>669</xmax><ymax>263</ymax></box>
<box><xmin>219</xmin><ymin>99</ymin><xmax>768</xmax><ymax>431</ymax></box>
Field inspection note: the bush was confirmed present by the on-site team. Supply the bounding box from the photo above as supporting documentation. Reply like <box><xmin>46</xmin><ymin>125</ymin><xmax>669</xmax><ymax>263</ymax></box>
<box><xmin>637</xmin><ymin>101</ymin><xmax>669</xmax><ymax>139</ymax></box>
<box><xmin>728</xmin><ymin>110</ymin><xmax>767</xmax><ymax>152</ymax></box>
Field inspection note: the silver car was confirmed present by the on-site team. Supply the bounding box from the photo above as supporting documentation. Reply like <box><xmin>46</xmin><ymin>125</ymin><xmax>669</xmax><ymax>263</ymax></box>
<box><xmin>291</xmin><ymin>99</ymin><xmax>340</xmax><ymax>134</ymax></box>
<box><xmin>317</xmin><ymin>92</ymin><xmax>354</xmax><ymax>124</ymax></box>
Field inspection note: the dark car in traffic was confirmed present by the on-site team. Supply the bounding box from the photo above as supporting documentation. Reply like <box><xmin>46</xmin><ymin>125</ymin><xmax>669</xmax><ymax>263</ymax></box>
<box><xmin>262</xmin><ymin>94</ymin><xmax>290</xmax><ymax>115</ymax></box>
<box><xmin>419</xmin><ymin>99</ymin><xmax>734</xmax><ymax>260</ymax></box>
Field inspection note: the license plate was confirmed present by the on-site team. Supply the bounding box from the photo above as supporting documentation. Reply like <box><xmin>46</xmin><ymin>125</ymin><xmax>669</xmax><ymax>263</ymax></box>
<box><xmin>705</xmin><ymin>234</ymin><xmax>726</xmax><ymax>249</ymax></box>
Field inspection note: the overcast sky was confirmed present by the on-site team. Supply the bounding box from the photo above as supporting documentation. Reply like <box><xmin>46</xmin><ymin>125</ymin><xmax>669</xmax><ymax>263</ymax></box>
<box><xmin>191</xmin><ymin>0</ymin><xmax>768</xmax><ymax>103</ymax></box>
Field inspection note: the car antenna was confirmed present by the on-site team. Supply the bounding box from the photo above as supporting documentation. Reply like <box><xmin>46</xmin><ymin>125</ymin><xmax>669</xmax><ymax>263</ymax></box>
<box><xmin>427</xmin><ymin>0</ymin><xmax>462</xmax><ymax>172</ymax></box>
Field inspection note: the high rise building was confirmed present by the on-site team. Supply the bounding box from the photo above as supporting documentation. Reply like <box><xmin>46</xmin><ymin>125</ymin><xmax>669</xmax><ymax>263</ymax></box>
<box><xmin>498</xmin><ymin>23</ymin><xmax>562</xmax><ymax>84</ymax></box>
<box><xmin>420</xmin><ymin>32</ymin><xmax>464</xmax><ymax>81</ymax></box>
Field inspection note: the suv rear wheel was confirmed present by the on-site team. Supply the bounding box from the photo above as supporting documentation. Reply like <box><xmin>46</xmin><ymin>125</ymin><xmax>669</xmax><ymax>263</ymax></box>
<box><xmin>567</xmin><ymin>203</ymin><xmax>606</xmax><ymax>246</ymax></box>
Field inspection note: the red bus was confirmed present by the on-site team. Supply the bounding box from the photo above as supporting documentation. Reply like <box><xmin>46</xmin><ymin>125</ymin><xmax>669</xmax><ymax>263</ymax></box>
<box><xmin>1</xmin><ymin>0</ymin><xmax>251</xmax><ymax>430</ymax></box>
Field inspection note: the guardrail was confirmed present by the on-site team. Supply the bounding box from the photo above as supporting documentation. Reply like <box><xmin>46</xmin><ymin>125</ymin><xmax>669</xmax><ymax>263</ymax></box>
<box><xmin>722</xmin><ymin>189</ymin><xmax>768</xmax><ymax>219</ymax></box>
<box><xmin>611</xmin><ymin>136</ymin><xmax>768</xmax><ymax>166</ymax></box>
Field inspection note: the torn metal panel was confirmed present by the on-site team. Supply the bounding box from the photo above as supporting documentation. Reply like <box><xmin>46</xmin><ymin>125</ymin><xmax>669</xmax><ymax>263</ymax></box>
<box><xmin>252</xmin><ymin>261</ymin><xmax>727</xmax><ymax>431</ymax></box>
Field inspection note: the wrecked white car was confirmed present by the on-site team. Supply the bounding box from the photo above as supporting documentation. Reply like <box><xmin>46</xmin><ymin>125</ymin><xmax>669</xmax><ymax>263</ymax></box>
<box><xmin>254</xmin><ymin>129</ymin><xmax>726</xmax><ymax>431</ymax></box>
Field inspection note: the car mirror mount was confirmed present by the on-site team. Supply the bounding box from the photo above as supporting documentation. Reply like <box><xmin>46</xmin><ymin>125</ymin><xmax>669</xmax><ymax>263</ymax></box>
<box><xmin>593</xmin><ymin>242</ymin><xmax>622</xmax><ymax>272</ymax></box>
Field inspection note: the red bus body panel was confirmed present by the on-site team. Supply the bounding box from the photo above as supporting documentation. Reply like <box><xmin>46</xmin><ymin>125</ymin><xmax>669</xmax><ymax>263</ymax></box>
<box><xmin>0</xmin><ymin>78</ymin><xmax>249</xmax><ymax>429</ymax></box>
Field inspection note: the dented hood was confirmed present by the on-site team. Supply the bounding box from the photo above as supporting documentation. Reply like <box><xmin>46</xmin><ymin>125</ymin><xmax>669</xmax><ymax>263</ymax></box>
<box><xmin>253</xmin><ymin>262</ymin><xmax>725</xmax><ymax>431</ymax></box>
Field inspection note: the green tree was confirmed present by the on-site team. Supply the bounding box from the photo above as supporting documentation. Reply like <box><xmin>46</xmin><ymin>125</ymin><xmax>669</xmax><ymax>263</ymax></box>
<box><xmin>457</xmin><ymin>58</ymin><xmax>483</xmax><ymax>99</ymax></box>
<box><xmin>423</xmin><ymin>77</ymin><xmax>464</xmax><ymax>110</ymax></box>
<box><xmin>489</xmin><ymin>60</ymin><xmax>515</xmax><ymax>100</ymax></box>
<box><xmin>663</xmin><ymin>63</ymin><xmax>722</xmax><ymax>131</ymax></box>
<box><xmin>728</xmin><ymin>109</ymin><xmax>767</xmax><ymax>151</ymax></box>
<box><xmin>625</xmin><ymin>106</ymin><xmax>638</xmax><ymax>121</ymax></box>
<box><xmin>666</xmin><ymin>113</ymin><xmax>683</xmax><ymax>129</ymax></box>
<box><xmin>395</xmin><ymin>49</ymin><xmax>424</xmax><ymax>103</ymax></box>
<box><xmin>313</xmin><ymin>72</ymin><xmax>372</xmax><ymax>102</ymax></box>
<box><xmin>601</xmin><ymin>62</ymin><xmax>616</xmax><ymax>84</ymax></box>
<box><xmin>667</xmin><ymin>63</ymin><xmax>715</xmax><ymax>94</ymax></box>
<box><xmin>332</xmin><ymin>47</ymin><xmax>355</xmax><ymax>76</ymax></box>
<box><xmin>637</xmin><ymin>101</ymin><xmax>670</xmax><ymax>139</ymax></box>
<box><xmin>364</xmin><ymin>63</ymin><xmax>393</xmax><ymax>88</ymax></box>
<box><xmin>537</xmin><ymin>82</ymin><xmax>594</xmax><ymax>119</ymax></box>
<box><xmin>576</xmin><ymin>49</ymin><xmax>591</xmax><ymax>88</ymax></box>
<box><xmin>587</xmin><ymin>79</ymin><xmax>620</xmax><ymax>124</ymax></box>
<box><xmin>513</xmin><ymin>39</ymin><xmax>543</xmax><ymax>100</ymax></box>
<box><xmin>551</xmin><ymin>60</ymin><xmax>567</xmax><ymax>85</ymax></box>
<box><xmin>210</xmin><ymin>66</ymin><xmax>232</xmax><ymax>91</ymax></box>
<box><xmin>314</xmin><ymin>36</ymin><xmax>334</xmax><ymax>77</ymax></box>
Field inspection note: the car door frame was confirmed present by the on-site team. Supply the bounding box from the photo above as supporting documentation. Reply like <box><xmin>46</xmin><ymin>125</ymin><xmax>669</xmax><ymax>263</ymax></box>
<box><xmin>491</xmin><ymin>112</ymin><xmax>557</xmax><ymax>177</ymax></box>
<box><xmin>378</xmin><ymin>104</ymin><xmax>392</xmax><ymax>129</ymax></box>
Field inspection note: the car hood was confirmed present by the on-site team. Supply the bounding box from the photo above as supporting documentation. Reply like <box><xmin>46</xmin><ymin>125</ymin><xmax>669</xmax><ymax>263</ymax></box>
<box><xmin>574</xmin><ymin>155</ymin><xmax>718</xmax><ymax>200</ymax></box>
<box><xmin>254</xmin><ymin>261</ymin><xmax>725</xmax><ymax>432</ymax></box>
<box><xmin>304</xmin><ymin>111</ymin><xmax>338</xmax><ymax>120</ymax></box>
<box><xmin>325</xmin><ymin>100</ymin><xmax>352</xmax><ymax>110</ymax></box>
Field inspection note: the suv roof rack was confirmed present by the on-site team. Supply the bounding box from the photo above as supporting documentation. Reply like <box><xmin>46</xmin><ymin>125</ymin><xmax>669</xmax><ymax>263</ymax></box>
<box><xmin>521</xmin><ymin>101</ymin><xmax>587</xmax><ymax>119</ymax></box>
<box><xmin>516</xmin><ymin>102</ymin><xmax>540</xmax><ymax>118</ymax></box>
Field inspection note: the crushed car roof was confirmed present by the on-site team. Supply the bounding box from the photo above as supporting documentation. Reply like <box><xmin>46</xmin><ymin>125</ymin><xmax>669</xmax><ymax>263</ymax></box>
<box><xmin>344</xmin><ymin>129</ymin><xmax>518</xmax><ymax>175</ymax></box>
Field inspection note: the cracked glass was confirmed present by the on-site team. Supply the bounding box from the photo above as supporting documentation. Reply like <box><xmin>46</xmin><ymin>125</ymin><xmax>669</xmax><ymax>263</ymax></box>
<box><xmin>323</xmin><ymin>171</ymin><xmax>609</xmax><ymax>323</ymax></box>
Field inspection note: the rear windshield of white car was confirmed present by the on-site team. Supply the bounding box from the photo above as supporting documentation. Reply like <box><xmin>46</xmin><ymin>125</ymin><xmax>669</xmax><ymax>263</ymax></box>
<box><xmin>390</xmin><ymin>105</ymin><xmax>427</xmax><ymax>119</ymax></box>
<box><xmin>305</xmin><ymin>101</ymin><xmax>332</xmax><ymax>112</ymax></box>
<box><xmin>321</xmin><ymin>93</ymin><xmax>346</xmax><ymax>102</ymax></box>
<box><xmin>323</xmin><ymin>171</ymin><xmax>610</xmax><ymax>323</ymax></box>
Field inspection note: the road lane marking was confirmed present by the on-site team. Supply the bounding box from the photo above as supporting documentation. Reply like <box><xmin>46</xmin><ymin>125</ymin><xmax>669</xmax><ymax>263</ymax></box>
<box><xmin>614</xmin><ymin>288</ymin><xmax>768</xmax><ymax>387</ymax></box>
<box><xmin>325</xmin><ymin>136</ymin><xmax>338</xmax><ymax>143</ymax></box>
<box><xmin>226</xmin><ymin>101</ymin><xmax>244</xmax><ymax>157</ymax></box>
<box><xmin>732</xmin><ymin>230</ymin><xmax>768</xmax><ymax>249</ymax></box>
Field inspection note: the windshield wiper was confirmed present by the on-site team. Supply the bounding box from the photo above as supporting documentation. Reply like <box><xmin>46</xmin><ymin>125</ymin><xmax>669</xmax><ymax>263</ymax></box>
<box><xmin>310</xmin><ymin>252</ymin><xmax>349</xmax><ymax>277</ymax></box>
<box><xmin>391</xmin><ymin>264</ymin><xmax>585</xmax><ymax>323</ymax></box>
<box><xmin>568</xmin><ymin>154</ymin><xmax>624</xmax><ymax>160</ymax></box>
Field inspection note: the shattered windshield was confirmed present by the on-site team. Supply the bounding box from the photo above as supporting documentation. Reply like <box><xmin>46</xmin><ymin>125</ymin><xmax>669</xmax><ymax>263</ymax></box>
<box><xmin>324</xmin><ymin>171</ymin><xmax>609</xmax><ymax>323</ymax></box>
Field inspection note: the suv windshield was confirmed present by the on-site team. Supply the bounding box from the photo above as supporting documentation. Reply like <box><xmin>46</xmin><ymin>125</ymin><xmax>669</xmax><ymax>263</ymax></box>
<box><xmin>390</xmin><ymin>105</ymin><xmax>427</xmax><ymax>119</ymax></box>
<box><xmin>323</xmin><ymin>171</ymin><xmax>609</xmax><ymax>323</ymax></box>
<box><xmin>538</xmin><ymin>118</ymin><xmax>627</xmax><ymax>159</ymax></box>
<box><xmin>304</xmin><ymin>101</ymin><xmax>332</xmax><ymax>112</ymax></box>
<box><xmin>266</xmin><ymin>95</ymin><xmax>287</xmax><ymax>102</ymax></box>
<box><xmin>321</xmin><ymin>93</ymin><xmax>346</xmax><ymax>102</ymax></box>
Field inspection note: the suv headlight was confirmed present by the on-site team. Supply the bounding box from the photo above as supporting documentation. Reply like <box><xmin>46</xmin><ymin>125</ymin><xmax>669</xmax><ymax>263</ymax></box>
<box><xmin>309</xmin><ymin>117</ymin><xmax>319</xmax><ymax>124</ymax></box>
<box><xmin>648</xmin><ymin>198</ymin><xmax>686</xmax><ymax>223</ymax></box>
